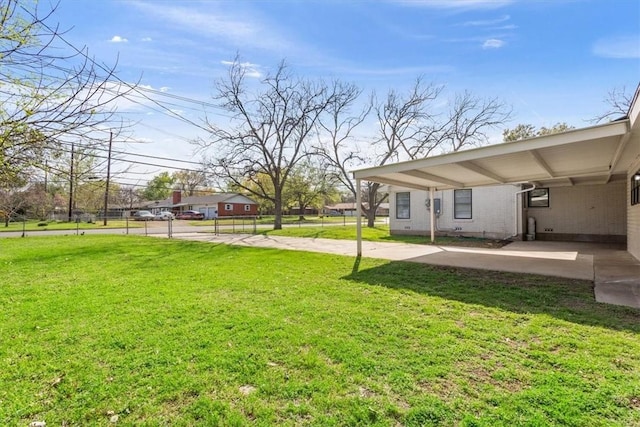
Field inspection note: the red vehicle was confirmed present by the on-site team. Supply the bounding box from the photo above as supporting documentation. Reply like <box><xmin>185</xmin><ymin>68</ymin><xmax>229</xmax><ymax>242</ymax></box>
<box><xmin>175</xmin><ymin>210</ymin><xmax>205</xmax><ymax>220</ymax></box>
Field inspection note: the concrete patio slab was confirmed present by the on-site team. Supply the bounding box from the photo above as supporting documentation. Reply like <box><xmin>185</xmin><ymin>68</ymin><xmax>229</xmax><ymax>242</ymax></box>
<box><xmin>165</xmin><ymin>233</ymin><xmax>640</xmax><ymax>309</ymax></box>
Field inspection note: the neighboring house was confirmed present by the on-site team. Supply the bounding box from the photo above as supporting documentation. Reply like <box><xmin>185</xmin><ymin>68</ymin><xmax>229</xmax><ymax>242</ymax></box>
<box><xmin>354</xmin><ymin>85</ymin><xmax>640</xmax><ymax>261</ymax></box>
<box><xmin>147</xmin><ymin>191</ymin><xmax>258</xmax><ymax>219</ymax></box>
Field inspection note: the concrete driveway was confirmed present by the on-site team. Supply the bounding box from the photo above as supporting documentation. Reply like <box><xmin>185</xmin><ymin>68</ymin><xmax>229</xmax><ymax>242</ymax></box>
<box><xmin>165</xmin><ymin>233</ymin><xmax>640</xmax><ymax>309</ymax></box>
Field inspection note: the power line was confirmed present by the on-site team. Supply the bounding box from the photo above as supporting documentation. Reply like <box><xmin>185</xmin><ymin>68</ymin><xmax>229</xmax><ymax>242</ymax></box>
<box><xmin>51</xmin><ymin>145</ymin><xmax>207</xmax><ymax>173</ymax></box>
<box><xmin>55</xmin><ymin>140</ymin><xmax>204</xmax><ymax>166</ymax></box>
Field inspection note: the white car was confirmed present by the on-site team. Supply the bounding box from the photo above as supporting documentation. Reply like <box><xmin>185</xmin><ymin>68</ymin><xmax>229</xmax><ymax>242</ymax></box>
<box><xmin>154</xmin><ymin>211</ymin><xmax>175</xmax><ymax>221</ymax></box>
<box><xmin>133</xmin><ymin>210</ymin><xmax>155</xmax><ymax>221</ymax></box>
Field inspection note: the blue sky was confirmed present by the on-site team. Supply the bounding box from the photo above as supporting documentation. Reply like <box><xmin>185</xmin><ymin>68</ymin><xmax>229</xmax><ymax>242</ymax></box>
<box><xmin>52</xmin><ymin>0</ymin><xmax>640</xmax><ymax>181</ymax></box>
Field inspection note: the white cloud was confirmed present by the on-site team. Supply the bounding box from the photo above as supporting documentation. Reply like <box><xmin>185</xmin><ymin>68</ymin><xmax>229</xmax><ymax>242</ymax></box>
<box><xmin>482</xmin><ymin>38</ymin><xmax>505</xmax><ymax>49</ymax></box>
<box><xmin>592</xmin><ymin>36</ymin><xmax>640</xmax><ymax>59</ymax></box>
<box><xmin>109</xmin><ymin>35</ymin><xmax>128</xmax><ymax>43</ymax></box>
<box><xmin>462</xmin><ymin>15</ymin><xmax>511</xmax><ymax>26</ymax></box>
<box><xmin>130</xmin><ymin>2</ymin><xmax>296</xmax><ymax>54</ymax></box>
<box><xmin>159</xmin><ymin>86</ymin><xmax>170</xmax><ymax>93</ymax></box>
<box><xmin>221</xmin><ymin>60</ymin><xmax>262</xmax><ymax>78</ymax></box>
<box><xmin>141</xmin><ymin>37</ymin><xmax>153</xmax><ymax>42</ymax></box>
<box><xmin>391</xmin><ymin>0</ymin><xmax>513</xmax><ymax>9</ymax></box>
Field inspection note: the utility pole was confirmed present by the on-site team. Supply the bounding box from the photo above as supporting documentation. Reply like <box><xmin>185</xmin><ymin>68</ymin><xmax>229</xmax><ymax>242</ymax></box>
<box><xmin>67</xmin><ymin>141</ymin><xmax>75</xmax><ymax>222</ymax></box>
<box><xmin>103</xmin><ymin>132</ymin><xmax>113</xmax><ymax>226</ymax></box>
<box><xmin>44</xmin><ymin>160</ymin><xmax>48</xmax><ymax>193</ymax></box>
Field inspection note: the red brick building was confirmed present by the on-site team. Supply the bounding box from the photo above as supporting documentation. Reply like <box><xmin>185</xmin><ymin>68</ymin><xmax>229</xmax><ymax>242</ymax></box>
<box><xmin>151</xmin><ymin>192</ymin><xmax>259</xmax><ymax>219</ymax></box>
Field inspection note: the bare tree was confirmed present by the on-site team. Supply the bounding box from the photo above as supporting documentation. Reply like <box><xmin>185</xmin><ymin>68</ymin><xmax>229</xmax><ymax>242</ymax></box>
<box><xmin>172</xmin><ymin>169</ymin><xmax>207</xmax><ymax>196</ymax></box>
<box><xmin>442</xmin><ymin>91</ymin><xmax>512</xmax><ymax>152</ymax></box>
<box><xmin>0</xmin><ymin>178</ymin><xmax>29</xmax><ymax>226</ymax></box>
<box><xmin>113</xmin><ymin>185</ymin><xmax>142</xmax><ymax>212</ymax></box>
<box><xmin>200</xmin><ymin>58</ymin><xmax>334</xmax><ymax>229</ymax></box>
<box><xmin>315</xmin><ymin>81</ymin><xmax>374</xmax><ymax>222</ymax></box>
<box><xmin>318</xmin><ymin>78</ymin><xmax>510</xmax><ymax>227</ymax></box>
<box><xmin>1</xmin><ymin>0</ymin><xmax>136</xmax><ymax>189</ymax></box>
<box><xmin>374</xmin><ymin>77</ymin><xmax>444</xmax><ymax>162</ymax></box>
<box><xmin>591</xmin><ymin>86</ymin><xmax>634</xmax><ymax>123</ymax></box>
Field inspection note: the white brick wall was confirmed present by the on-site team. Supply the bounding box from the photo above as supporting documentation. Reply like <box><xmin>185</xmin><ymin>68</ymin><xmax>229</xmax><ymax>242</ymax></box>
<box><xmin>628</xmin><ymin>156</ymin><xmax>640</xmax><ymax>260</ymax></box>
<box><xmin>526</xmin><ymin>182</ymin><xmax>626</xmax><ymax>238</ymax></box>
<box><xmin>389</xmin><ymin>185</ymin><xmax>521</xmax><ymax>239</ymax></box>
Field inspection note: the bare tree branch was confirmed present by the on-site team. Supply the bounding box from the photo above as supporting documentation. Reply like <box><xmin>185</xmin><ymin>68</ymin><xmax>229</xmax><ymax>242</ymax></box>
<box><xmin>199</xmin><ymin>57</ymin><xmax>335</xmax><ymax>229</ymax></box>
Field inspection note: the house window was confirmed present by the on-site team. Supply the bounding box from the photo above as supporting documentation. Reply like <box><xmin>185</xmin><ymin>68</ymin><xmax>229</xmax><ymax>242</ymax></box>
<box><xmin>225</xmin><ymin>204</ymin><xmax>233</xmax><ymax>211</ymax></box>
<box><xmin>632</xmin><ymin>172</ymin><xmax>640</xmax><ymax>206</ymax></box>
<box><xmin>244</xmin><ymin>204</ymin><xmax>251</xmax><ymax>212</ymax></box>
<box><xmin>396</xmin><ymin>192</ymin><xmax>410</xmax><ymax>219</ymax></box>
<box><xmin>454</xmin><ymin>189</ymin><xmax>472</xmax><ymax>219</ymax></box>
<box><xmin>528</xmin><ymin>188</ymin><xmax>550</xmax><ymax>208</ymax></box>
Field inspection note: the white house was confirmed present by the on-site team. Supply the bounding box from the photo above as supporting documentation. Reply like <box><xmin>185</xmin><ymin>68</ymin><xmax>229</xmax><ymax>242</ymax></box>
<box><xmin>388</xmin><ymin>185</ymin><xmax>522</xmax><ymax>240</ymax></box>
<box><xmin>388</xmin><ymin>180</ymin><xmax>627</xmax><ymax>243</ymax></box>
<box><xmin>354</xmin><ymin>84</ymin><xmax>640</xmax><ymax>261</ymax></box>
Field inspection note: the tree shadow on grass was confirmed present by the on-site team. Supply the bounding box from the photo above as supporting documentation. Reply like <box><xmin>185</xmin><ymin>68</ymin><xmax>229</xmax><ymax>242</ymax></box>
<box><xmin>343</xmin><ymin>260</ymin><xmax>640</xmax><ymax>333</ymax></box>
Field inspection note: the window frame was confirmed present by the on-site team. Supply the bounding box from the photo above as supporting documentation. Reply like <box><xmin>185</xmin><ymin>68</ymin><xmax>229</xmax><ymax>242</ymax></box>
<box><xmin>244</xmin><ymin>204</ymin><xmax>251</xmax><ymax>212</ymax></box>
<box><xmin>454</xmin><ymin>189</ymin><xmax>472</xmax><ymax>220</ymax></box>
<box><xmin>395</xmin><ymin>192</ymin><xmax>410</xmax><ymax>219</ymax></box>
<box><xmin>224</xmin><ymin>203</ymin><xmax>233</xmax><ymax>211</ymax></box>
<box><xmin>632</xmin><ymin>172</ymin><xmax>640</xmax><ymax>206</ymax></box>
<box><xmin>528</xmin><ymin>188</ymin><xmax>550</xmax><ymax>208</ymax></box>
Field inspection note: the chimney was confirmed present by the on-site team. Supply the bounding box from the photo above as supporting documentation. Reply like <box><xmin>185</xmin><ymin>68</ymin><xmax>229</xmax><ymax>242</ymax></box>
<box><xmin>172</xmin><ymin>190</ymin><xmax>182</xmax><ymax>205</ymax></box>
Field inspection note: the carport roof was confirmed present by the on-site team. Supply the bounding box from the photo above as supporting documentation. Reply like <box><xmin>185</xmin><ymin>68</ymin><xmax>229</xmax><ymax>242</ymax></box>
<box><xmin>352</xmin><ymin>119</ymin><xmax>634</xmax><ymax>190</ymax></box>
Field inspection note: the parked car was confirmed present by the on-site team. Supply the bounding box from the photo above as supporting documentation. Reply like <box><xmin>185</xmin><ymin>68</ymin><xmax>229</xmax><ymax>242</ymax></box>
<box><xmin>132</xmin><ymin>210</ymin><xmax>155</xmax><ymax>221</ymax></box>
<box><xmin>175</xmin><ymin>210</ymin><xmax>205</xmax><ymax>220</ymax></box>
<box><xmin>154</xmin><ymin>211</ymin><xmax>175</xmax><ymax>221</ymax></box>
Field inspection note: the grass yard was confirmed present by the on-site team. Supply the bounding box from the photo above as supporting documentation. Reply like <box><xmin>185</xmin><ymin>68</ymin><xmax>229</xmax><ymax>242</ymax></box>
<box><xmin>1</xmin><ymin>235</ymin><xmax>639</xmax><ymax>426</ymax></box>
<box><xmin>256</xmin><ymin>225</ymin><xmax>508</xmax><ymax>248</ymax></box>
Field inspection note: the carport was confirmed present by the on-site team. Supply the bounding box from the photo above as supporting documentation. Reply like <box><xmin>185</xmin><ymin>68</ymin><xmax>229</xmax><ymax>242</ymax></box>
<box><xmin>353</xmin><ymin>119</ymin><xmax>632</xmax><ymax>250</ymax></box>
<box><xmin>352</xmin><ymin>108</ymin><xmax>640</xmax><ymax>308</ymax></box>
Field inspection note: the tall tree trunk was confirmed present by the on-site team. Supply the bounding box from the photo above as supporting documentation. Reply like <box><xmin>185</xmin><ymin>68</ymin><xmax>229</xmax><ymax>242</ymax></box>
<box><xmin>298</xmin><ymin>197</ymin><xmax>306</xmax><ymax>221</ymax></box>
<box><xmin>274</xmin><ymin>187</ymin><xmax>283</xmax><ymax>230</ymax></box>
<box><xmin>367</xmin><ymin>209</ymin><xmax>376</xmax><ymax>228</ymax></box>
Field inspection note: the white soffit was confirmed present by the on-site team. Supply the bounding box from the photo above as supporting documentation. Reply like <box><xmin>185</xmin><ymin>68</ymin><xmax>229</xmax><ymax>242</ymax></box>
<box><xmin>353</xmin><ymin>120</ymin><xmax>631</xmax><ymax>190</ymax></box>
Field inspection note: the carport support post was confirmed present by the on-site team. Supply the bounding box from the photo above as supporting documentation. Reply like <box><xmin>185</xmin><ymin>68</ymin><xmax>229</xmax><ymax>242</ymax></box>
<box><xmin>429</xmin><ymin>187</ymin><xmax>435</xmax><ymax>244</ymax></box>
<box><xmin>356</xmin><ymin>179</ymin><xmax>362</xmax><ymax>257</ymax></box>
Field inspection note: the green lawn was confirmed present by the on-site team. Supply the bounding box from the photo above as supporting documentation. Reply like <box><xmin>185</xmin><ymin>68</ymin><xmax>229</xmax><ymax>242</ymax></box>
<box><xmin>191</xmin><ymin>215</ymin><xmax>363</xmax><ymax>228</ymax></box>
<box><xmin>1</xmin><ymin>235</ymin><xmax>639</xmax><ymax>426</ymax></box>
<box><xmin>256</xmin><ymin>225</ymin><xmax>507</xmax><ymax>247</ymax></box>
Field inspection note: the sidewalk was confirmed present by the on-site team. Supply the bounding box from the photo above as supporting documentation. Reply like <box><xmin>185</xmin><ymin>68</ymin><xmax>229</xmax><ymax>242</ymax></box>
<box><xmin>168</xmin><ymin>233</ymin><xmax>595</xmax><ymax>280</ymax></box>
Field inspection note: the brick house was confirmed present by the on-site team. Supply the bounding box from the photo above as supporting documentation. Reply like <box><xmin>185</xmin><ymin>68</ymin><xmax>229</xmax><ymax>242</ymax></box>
<box><xmin>150</xmin><ymin>191</ymin><xmax>259</xmax><ymax>219</ymax></box>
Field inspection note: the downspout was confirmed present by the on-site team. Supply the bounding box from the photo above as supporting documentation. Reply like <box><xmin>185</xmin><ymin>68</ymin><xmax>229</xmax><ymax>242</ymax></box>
<box><xmin>511</xmin><ymin>183</ymin><xmax>536</xmax><ymax>239</ymax></box>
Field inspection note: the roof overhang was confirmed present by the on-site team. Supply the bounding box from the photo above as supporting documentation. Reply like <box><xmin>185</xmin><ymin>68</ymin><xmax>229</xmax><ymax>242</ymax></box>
<box><xmin>353</xmin><ymin>119</ymin><xmax>635</xmax><ymax>190</ymax></box>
